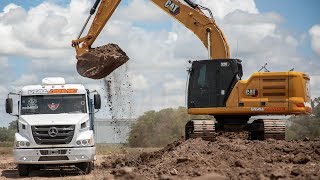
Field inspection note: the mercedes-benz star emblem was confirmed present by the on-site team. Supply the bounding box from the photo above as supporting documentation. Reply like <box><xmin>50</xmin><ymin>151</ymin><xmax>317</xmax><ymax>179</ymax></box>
<box><xmin>48</xmin><ymin>127</ymin><xmax>58</xmax><ymax>137</ymax></box>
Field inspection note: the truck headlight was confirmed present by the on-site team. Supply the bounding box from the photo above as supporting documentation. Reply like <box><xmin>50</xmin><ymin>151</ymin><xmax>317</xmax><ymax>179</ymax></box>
<box><xmin>16</xmin><ymin>141</ymin><xmax>30</xmax><ymax>147</ymax></box>
<box><xmin>76</xmin><ymin>138</ymin><xmax>93</xmax><ymax>146</ymax></box>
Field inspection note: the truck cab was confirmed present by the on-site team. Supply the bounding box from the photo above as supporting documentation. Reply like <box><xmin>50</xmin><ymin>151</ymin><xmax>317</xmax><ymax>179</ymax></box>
<box><xmin>5</xmin><ymin>77</ymin><xmax>101</xmax><ymax>176</ymax></box>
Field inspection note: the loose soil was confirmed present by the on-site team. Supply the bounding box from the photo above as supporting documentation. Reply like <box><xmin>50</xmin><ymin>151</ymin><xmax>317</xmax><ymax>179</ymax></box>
<box><xmin>76</xmin><ymin>43</ymin><xmax>129</xmax><ymax>79</ymax></box>
<box><xmin>102</xmin><ymin>64</ymin><xmax>133</xmax><ymax>120</ymax></box>
<box><xmin>101</xmin><ymin>63</ymin><xmax>135</xmax><ymax>138</ymax></box>
<box><xmin>1</xmin><ymin>135</ymin><xmax>320</xmax><ymax>179</ymax></box>
<box><xmin>100</xmin><ymin>134</ymin><xmax>320</xmax><ymax>180</ymax></box>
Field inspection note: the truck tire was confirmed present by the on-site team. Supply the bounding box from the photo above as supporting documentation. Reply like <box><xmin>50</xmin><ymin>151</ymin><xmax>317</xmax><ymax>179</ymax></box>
<box><xmin>76</xmin><ymin>162</ymin><xmax>93</xmax><ymax>174</ymax></box>
<box><xmin>18</xmin><ymin>164</ymin><xmax>29</xmax><ymax>177</ymax></box>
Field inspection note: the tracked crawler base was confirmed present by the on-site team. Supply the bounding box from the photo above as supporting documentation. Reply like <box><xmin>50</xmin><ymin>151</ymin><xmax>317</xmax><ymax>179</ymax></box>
<box><xmin>185</xmin><ymin>118</ymin><xmax>286</xmax><ymax>141</ymax></box>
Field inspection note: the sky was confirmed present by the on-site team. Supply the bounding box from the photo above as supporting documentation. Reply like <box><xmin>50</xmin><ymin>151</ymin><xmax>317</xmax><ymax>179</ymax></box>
<box><xmin>0</xmin><ymin>0</ymin><xmax>319</xmax><ymax>127</ymax></box>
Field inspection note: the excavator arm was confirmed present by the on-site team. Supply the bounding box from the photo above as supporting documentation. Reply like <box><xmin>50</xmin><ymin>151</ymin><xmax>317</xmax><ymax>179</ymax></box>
<box><xmin>72</xmin><ymin>0</ymin><xmax>230</xmax><ymax>79</ymax></box>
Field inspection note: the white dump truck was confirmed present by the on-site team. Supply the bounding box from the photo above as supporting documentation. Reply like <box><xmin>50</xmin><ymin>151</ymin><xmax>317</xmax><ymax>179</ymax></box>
<box><xmin>5</xmin><ymin>77</ymin><xmax>101</xmax><ymax>176</ymax></box>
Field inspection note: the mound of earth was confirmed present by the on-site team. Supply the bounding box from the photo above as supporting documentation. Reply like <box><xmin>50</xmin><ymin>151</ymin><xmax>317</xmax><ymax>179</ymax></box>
<box><xmin>100</xmin><ymin>134</ymin><xmax>320</xmax><ymax>180</ymax></box>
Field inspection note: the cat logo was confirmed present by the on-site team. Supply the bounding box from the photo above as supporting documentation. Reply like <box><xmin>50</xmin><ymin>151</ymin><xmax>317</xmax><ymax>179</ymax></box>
<box><xmin>245</xmin><ymin>89</ymin><xmax>258</xmax><ymax>97</ymax></box>
<box><xmin>164</xmin><ymin>0</ymin><xmax>180</xmax><ymax>15</ymax></box>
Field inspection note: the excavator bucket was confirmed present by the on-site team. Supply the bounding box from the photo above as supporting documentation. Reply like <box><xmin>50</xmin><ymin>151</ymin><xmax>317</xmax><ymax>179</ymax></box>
<box><xmin>76</xmin><ymin>44</ymin><xmax>129</xmax><ymax>79</ymax></box>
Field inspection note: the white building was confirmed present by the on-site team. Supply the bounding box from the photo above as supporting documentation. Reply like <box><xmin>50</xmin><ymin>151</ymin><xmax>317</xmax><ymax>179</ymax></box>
<box><xmin>94</xmin><ymin>119</ymin><xmax>135</xmax><ymax>144</ymax></box>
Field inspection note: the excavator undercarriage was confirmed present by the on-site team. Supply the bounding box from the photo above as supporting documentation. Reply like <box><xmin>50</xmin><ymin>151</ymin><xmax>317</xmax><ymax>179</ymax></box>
<box><xmin>185</xmin><ymin>118</ymin><xmax>286</xmax><ymax>141</ymax></box>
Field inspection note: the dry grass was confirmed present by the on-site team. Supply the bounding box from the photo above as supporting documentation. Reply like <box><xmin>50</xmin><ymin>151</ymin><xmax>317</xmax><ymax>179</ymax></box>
<box><xmin>0</xmin><ymin>147</ymin><xmax>12</xmax><ymax>155</ymax></box>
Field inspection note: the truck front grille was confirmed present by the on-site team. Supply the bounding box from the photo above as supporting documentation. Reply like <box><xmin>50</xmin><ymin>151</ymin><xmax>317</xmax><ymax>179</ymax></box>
<box><xmin>39</xmin><ymin>156</ymin><xmax>69</xmax><ymax>161</ymax></box>
<box><xmin>40</xmin><ymin>149</ymin><xmax>67</xmax><ymax>155</ymax></box>
<box><xmin>31</xmin><ymin>125</ymin><xmax>75</xmax><ymax>145</ymax></box>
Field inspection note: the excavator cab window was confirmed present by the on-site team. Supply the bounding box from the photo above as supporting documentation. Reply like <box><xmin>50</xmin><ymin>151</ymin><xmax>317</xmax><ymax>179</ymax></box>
<box><xmin>197</xmin><ymin>65</ymin><xmax>208</xmax><ymax>88</ymax></box>
<box><xmin>236</xmin><ymin>60</ymin><xmax>243</xmax><ymax>79</ymax></box>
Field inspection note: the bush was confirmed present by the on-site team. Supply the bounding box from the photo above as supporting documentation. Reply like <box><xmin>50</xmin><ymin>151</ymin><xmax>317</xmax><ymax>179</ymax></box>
<box><xmin>128</xmin><ymin>107</ymin><xmax>210</xmax><ymax>147</ymax></box>
<box><xmin>286</xmin><ymin>97</ymin><xmax>320</xmax><ymax>140</ymax></box>
<box><xmin>0</xmin><ymin>120</ymin><xmax>17</xmax><ymax>142</ymax></box>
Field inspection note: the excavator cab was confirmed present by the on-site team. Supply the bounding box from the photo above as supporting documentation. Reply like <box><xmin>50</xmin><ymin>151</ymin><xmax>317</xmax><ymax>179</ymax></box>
<box><xmin>188</xmin><ymin>59</ymin><xmax>243</xmax><ymax>108</ymax></box>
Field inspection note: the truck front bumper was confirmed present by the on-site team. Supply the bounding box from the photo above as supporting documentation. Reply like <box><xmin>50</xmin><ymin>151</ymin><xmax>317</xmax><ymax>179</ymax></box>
<box><xmin>13</xmin><ymin>146</ymin><xmax>96</xmax><ymax>164</ymax></box>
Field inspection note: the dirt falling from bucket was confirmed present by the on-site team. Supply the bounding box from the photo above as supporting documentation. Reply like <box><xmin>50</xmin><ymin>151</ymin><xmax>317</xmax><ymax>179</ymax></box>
<box><xmin>102</xmin><ymin>64</ymin><xmax>135</xmax><ymax>137</ymax></box>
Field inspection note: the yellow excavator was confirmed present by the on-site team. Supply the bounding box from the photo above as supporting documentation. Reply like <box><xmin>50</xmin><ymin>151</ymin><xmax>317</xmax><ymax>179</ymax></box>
<box><xmin>72</xmin><ymin>0</ymin><xmax>312</xmax><ymax>140</ymax></box>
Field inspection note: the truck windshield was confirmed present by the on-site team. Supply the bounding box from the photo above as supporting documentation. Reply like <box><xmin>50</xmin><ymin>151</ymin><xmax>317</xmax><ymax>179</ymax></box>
<box><xmin>21</xmin><ymin>94</ymin><xmax>87</xmax><ymax>115</ymax></box>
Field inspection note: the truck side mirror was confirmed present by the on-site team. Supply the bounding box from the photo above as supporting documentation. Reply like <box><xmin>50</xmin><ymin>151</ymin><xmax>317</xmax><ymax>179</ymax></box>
<box><xmin>5</xmin><ymin>98</ymin><xmax>13</xmax><ymax>114</ymax></box>
<box><xmin>94</xmin><ymin>94</ymin><xmax>101</xmax><ymax>109</ymax></box>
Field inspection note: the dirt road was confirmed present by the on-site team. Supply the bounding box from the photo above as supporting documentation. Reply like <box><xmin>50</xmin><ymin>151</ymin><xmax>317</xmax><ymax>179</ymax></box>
<box><xmin>1</xmin><ymin>136</ymin><xmax>320</xmax><ymax>180</ymax></box>
<box><xmin>0</xmin><ymin>154</ymin><xmax>117</xmax><ymax>180</ymax></box>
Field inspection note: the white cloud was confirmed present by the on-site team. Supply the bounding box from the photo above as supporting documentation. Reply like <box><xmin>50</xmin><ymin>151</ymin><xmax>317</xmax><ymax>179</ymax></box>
<box><xmin>0</xmin><ymin>57</ymin><xmax>9</xmax><ymax>67</ymax></box>
<box><xmin>115</xmin><ymin>0</ymin><xmax>167</xmax><ymax>22</ymax></box>
<box><xmin>309</xmin><ymin>24</ymin><xmax>320</xmax><ymax>56</ymax></box>
<box><xmin>163</xmin><ymin>79</ymin><xmax>185</xmax><ymax>95</ymax></box>
<box><xmin>0</xmin><ymin>57</ymin><xmax>15</xmax><ymax>84</ymax></box>
<box><xmin>310</xmin><ymin>75</ymin><xmax>320</xmax><ymax>97</ymax></box>
<box><xmin>0</xmin><ymin>4</ymin><xmax>27</xmax><ymax>24</ymax></box>
<box><xmin>12</xmin><ymin>74</ymin><xmax>38</xmax><ymax>86</ymax></box>
<box><xmin>0</xmin><ymin>1</ymin><xmax>86</xmax><ymax>58</ymax></box>
<box><xmin>129</xmin><ymin>73</ymin><xmax>149</xmax><ymax>91</ymax></box>
<box><xmin>200</xmin><ymin>0</ymin><xmax>258</xmax><ymax>19</ymax></box>
<box><xmin>223</xmin><ymin>10</ymin><xmax>282</xmax><ymax>24</ymax></box>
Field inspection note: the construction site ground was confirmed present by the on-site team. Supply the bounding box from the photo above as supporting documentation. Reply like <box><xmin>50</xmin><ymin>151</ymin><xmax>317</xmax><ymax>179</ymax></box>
<box><xmin>0</xmin><ymin>135</ymin><xmax>320</xmax><ymax>180</ymax></box>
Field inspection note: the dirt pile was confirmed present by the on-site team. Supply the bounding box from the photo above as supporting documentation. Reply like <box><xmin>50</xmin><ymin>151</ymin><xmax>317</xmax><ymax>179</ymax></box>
<box><xmin>76</xmin><ymin>43</ymin><xmax>129</xmax><ymax>79</ymax></box>
<box><xmin>101</xmin><ymin>135</ymin><xmax>320</xmax><ymax>180</ymax></box>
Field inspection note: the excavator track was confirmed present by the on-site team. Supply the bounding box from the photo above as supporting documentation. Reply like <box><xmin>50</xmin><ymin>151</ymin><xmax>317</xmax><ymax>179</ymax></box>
<box><xmin>185</xmin><ymin>119</ymin><xmax>286</xmax><ymax>141</ymax></box>
<box><xmin>185</xmin><ymin>120</ymin><xmax>215</xmax><ymax>141</ymax></box>
<box><xmin>262</xmin><ymin>119</ymin><xmax>286</xmax><ymax>140</ymax></box>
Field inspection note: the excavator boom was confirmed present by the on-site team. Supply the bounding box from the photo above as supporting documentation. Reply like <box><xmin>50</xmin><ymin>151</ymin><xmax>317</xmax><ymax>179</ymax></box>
<box><xmin>72</xmin><ymin>0</ymin><xmax>230</xmax><ymax>79</ymax></box>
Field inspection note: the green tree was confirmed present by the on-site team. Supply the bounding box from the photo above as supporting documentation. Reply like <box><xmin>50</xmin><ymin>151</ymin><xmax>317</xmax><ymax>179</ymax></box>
<box><xmin>0</xmin><ymin>120</ymin><xmax>17</xmax><ymax>142</ymax></box>
<box><xmin>128</xmin><ymin>107</ymin><xmax>210</xmax><ymax>147</ymax></box>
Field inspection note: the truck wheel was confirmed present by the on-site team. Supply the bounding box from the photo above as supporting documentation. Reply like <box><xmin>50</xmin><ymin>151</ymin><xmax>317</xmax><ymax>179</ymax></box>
<box><xmin>76</xmin><ymin>162</ymin><xmax>92</xmax><ymax>174</ymax></box>
<box><xmin>18</xmin><ymin>164</ymin><xmax>29</xmax><ymax>177</ymax></box>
